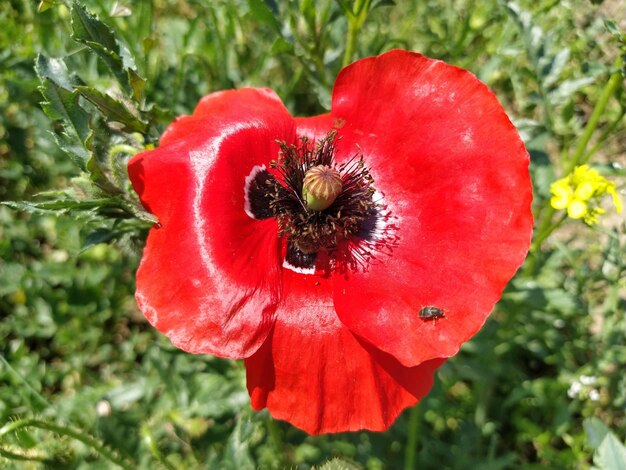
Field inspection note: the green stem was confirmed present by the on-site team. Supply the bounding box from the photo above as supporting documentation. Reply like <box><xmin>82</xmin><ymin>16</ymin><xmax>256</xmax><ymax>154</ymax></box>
<box><xmin>0</xmin><ymin>419</ymin><xmax>133</xmax><ymax>470</ymax></box>
<box><xmin>581</xmin><ymin>108</ymin><xmax>626</xmax><ymax>163</ymax></box>
<box><xmin>523</xmin><ymin>208</ymin><xmax>567</xmax><ymax>276</ymax></box>
<box><xmin>266</xmin><ymin>417</ymin><xmax>284</xmax><ymax>463</ymax></box>
<box><xmin>565</xmin><ymin>57</ymin><xmax>624</xmax><ymax>173</ymax></box>
<box><xmin>530</xmin><ymin>209</ymin><xmax>567</xmax><ymax>253</ymax></box>
<box><xmin>342</xmin><ymin>19</ymin><xmax>359</xmax><ymax>67</ymax></box>
<box><xmin>108</xmin><ymin>143</ymin><xmax>140</xmax><ymax>190</ymax></box>
<box><xmin>404</xmin><ymin>405</ymin><xmax>421</xmax><ymax>470</ymax></box>
<box><xmin>0</xmin><ymin>446</ymin><xmax>48</xmax><ymax>463</ymax></box>
<box><xmin>341</xmin><ymin>0</ymin><xmax>371</xmax><ymax>67</ymax></box>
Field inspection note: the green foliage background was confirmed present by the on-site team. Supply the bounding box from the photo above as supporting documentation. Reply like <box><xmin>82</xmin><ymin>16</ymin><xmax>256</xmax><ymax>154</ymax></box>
<box><xmin>0</xmin><ymin>0</ymin><xmax>625</xmax><ymax>468</ymax></box>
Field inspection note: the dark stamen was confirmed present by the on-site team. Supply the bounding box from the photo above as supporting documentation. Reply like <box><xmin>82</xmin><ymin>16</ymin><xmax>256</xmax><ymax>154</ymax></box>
<box><xmin>267</xmin><ymin>132</ymin><xmax>379</xmax><ymax>257</ymax></box>
<box><xmin>244</xmin><ymin>130</ymin><xmax>395</xmax><ymax>274</ymax></box>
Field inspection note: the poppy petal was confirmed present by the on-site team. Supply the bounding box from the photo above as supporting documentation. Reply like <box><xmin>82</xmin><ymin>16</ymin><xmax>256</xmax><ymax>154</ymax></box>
<box><xmin>294</xmin><ymin>113</ymin><xmax>334</xmax><ymax>141</ymax></box>
<box><xmin>330</xmin><ymin>50</ymin><xmax>533</xmax><ymax>366</ymax></box>
<box><xmin>128</xmin><ymin>88</ymin><xmax>296</xmax><ymax>358</ymax></box>
<box><xmin>160</xmin><ymin>88</ymin><xmax>287</xmax><ymax>146</ymax></box>
<box><xmin>245</xmin><ymin>269</ymin><xmax>444</xmax><ymax>434</ymax></box>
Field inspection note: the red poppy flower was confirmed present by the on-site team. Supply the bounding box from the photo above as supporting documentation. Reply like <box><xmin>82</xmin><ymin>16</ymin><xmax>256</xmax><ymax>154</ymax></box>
<box><xmin>128</xmin><ymin>50</ymin><xmax>533</xmax><ymax>434</ymax></box>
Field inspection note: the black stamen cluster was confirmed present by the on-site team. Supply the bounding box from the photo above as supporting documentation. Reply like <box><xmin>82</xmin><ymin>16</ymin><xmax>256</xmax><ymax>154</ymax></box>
<box><xmin>267</xmin><ymin>132</ymin><xmax>379</xmax><ymax>255</ymax></box>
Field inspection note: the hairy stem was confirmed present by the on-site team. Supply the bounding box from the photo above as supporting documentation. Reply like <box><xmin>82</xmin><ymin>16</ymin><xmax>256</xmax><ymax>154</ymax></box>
<box><xmin>0</xmin><ymin>419</ymin><xmax>133</xmax><ymax>470</ymax></box>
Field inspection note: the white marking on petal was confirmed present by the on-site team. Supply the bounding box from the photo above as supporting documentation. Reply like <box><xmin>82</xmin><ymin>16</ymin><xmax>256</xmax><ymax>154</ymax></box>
<box><xmin>368</xmin><ymin>190</ymin><xmax>392</xmax><ymax>241</ymax></box>
<box><xmin>243</xmin><ymin>164</ymin><xmax>267</xmax><ymax>219</ymax></box>
<box><xmin>412</xmin><ymin>82</ymin><xmax>436</xmax><ymax>98</ymax></box>
<box><xmin>282</xmin><ymin>258</ymin><xmax>316</xmax><ymax>275</ymax></box>
<box><xmin>461</xmin><ymin>128</ymin><xmax>474</xmax><ymax>147</ymax></box>
<box><xmin>136</xmin><ymin>292</ymin><xmax>158</xmax><ymax>325</ymax></box>
<box><xmin>188</xmin><ymin>123</ymin><xmax>249</xmax><ymax>277</ymax></box>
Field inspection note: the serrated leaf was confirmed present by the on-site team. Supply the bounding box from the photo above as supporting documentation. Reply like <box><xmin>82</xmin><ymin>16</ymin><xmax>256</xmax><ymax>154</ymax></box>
<box><xmin>71</xmin><ymin>175</ymin><xmax>107</xmax><ymax>199</ymax></box>
<box><xmin>595</xmin><ymin>433</ymin><xmax>626</xmax><ymax>470</ymax></box>
<box><xmin>71</xmin><ymin>1</ymin><xmax>120</xmax><ymax>52</ymax></box>
<box><xmin>71</xmin><ymin>1</ymin><xmax>142</xmax><ymax>93</ymax></box>
<box><xmin>76</xmin><ymin>86</ymin><xmax>148</xmax><ymax>133</ymax></box>
<box><xmin>2</xmin><ymin>198</ymin><xmax>121</xmax><ymax>215</ymax></box>
<box><xmin>35</xmin><ymin>54</ymin><xmax>91</xmax><ymax>166</ymax></box>
<box><xmin>127</xmin><ymin>68</ymin><xmax>146</xmax><ymax>102</ymax></box>
<box><xmin>80</xmin><ymin>115</ymin><xmax>117</xmax><ymax>194</ymax></box>
<box><xmin>53</xmin><ymin>131</ymin><xmax>91</xmax><ymax>166</ymax></box>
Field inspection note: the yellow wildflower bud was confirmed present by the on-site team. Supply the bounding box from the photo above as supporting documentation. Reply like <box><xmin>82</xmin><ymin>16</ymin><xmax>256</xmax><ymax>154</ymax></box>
<box><xmin>583</xmin><ymin>208</ymin><xmax>605</xmax><ymax>226</ymax></box>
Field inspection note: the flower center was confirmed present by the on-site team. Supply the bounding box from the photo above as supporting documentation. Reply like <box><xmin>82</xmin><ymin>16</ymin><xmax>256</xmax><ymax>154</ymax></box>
<box><xmin>302</xmin><ymin>165</ymin><xmax>342</xmax><ymax>211</ymax></box>
<box><xmin>244</xmin><ymin>131</ymin><xmax>387</xmax><ymax>273</ymax></box>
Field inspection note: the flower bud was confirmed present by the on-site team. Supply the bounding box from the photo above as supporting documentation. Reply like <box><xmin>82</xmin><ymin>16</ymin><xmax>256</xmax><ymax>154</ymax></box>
<box><xmin>302</xmin><ymin>165</ymin><xmax>342</xmax><ymax>211</ymax></box>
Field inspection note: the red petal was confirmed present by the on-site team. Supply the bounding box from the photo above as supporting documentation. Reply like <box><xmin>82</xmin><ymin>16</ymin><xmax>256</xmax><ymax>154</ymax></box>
<box><xmin>294</xmin><ymin>114</ymin><xmax>334</xmax><ymax>141</ymax></box>
<box><xmin>245</xmin><ymin>269</ymin><xmax>444</xmax><ymax>434</ymax></box>
<box><xmin>160</xmin><ymin>88</ymin><xmax>286</xmax><ymax>146</ymax></box>
<box><xmin>128</xmin><ymin>88</ymin><xmax>296</xmax><ymax>358</ymax></box>
<box><xmin>330</xmin><ymin>50</ymin><xmax>533</xmax><ymax>366</ymax></box>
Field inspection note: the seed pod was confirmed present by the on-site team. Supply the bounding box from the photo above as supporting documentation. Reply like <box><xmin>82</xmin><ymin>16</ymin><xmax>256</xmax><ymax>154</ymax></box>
<box><xmin>302</xmin><ymin>165</ymin><xmax>342</xmax><ymax>211</ymax></box>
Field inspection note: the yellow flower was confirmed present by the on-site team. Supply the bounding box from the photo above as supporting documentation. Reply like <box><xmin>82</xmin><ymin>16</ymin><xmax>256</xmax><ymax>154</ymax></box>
<box><xmin>567</xmin><ymin>200</ymin><xmax>587</xmax><ymax>219</ymax></box>
<box><xmin>550</xmin><ymin>165</ymin><xmax>623</xmax><ymax>225</ymax></box>
<box><xmin>550</xmin><ymin>180</ymin><xmax>572</xmax><ymax>210</ymax></box>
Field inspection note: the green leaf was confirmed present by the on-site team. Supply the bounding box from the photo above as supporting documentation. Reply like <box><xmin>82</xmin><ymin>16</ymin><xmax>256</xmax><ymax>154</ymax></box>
<box><xmin>127</xmin><ymin>68</ymin><xmax>146</xmax><ymax>102</ymax></box>
<box><xmin>604</xmin><ymin>19</ymin><xmax>625</xmax><ymax>44</ymax></box>
<box><xmin>270</xmin><ymin>37</ymin><xmax>294</xmax><ymax>55</ymax></box>
<box><xmin>71</xmin><ymin>1</ymin><xmax>141</xmax><ymax>93</ymax></box>
<box><xmin>247</xmin><ymin>0</ymin><xmax>281</xmax><ymax>34</ymax></box>
<box><xmin>549</xmin><ymin>77</ymin><xmax>596</xmax><ymax>104</ymax></box>
<box><xmin>38</xmin><ymin>0</ymin><xmax>54</xmax><ymax>13</ymax></box>
<box><xmin>543</xmin><ymin>48</ymin><xmax>569</xmax><ymax>88</ymax></box>
<box><xmin>76</xmin><ymin>86</ymin><xmax>148</xmax><ymax>133</ymax></box>
<box><xmin>71</xmin><ymin>1</ymin><xmax>120</xmax><ymax>52</ymax></box>
<box><xmin>84</xmin><ymin>115</ymin><xmax>120</xmax><ymax>194</ymax></box>
<box><xmin>2</xmin><ymin>197</ymin><xmax>121</xmax><ymax>215</ymax></box>
<box><xmin>585</xmin><ymin>417</ymin><xmax>611</xmax><ymax>451</ymax></box>
<box><xmin>83</xmin><ymin>227</ymin><xmax>116</xmax><ymax>250</ymax></box>
<box><xmin>35</xmin><ymin>54</ymin><xmax>91</xmax><ymax>166</ymax></box>
<box><xmin>372</xmin><ymin>0</ymin><xmax>396</xmax><ymax>9</ymax></box>
<box><xmin>222</xmin><ymin>417</ymin><xmax>257</xmax><ymax>470</ymax></box>
<box><xmin>595</xmin><ymin>433</ymin><xmax>626</xmax><ymax>470</ymax></box>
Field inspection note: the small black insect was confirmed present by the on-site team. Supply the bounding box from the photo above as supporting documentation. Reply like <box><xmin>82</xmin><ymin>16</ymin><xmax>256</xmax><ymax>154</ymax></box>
<box><xmin>419</xmin><ymin>306</ymin><xmax>445</xmax><ymax>321</ymax></box>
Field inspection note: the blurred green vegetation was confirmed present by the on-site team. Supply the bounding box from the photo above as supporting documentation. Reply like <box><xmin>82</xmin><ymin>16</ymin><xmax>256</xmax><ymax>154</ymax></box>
<box><xmin>0</xmin><ymin>0</ymin><xmax>624</xmax><ymax>468</ymax></box>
